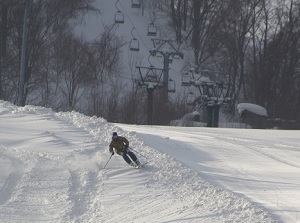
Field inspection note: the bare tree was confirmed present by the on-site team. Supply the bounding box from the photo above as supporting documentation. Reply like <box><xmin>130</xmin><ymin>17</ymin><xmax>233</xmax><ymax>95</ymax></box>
<box><xmin>185</xmin><ymin>0</ymin><xmax>223</xmax><ymax>67</ymax></box>
<box><xmin>170</xmin><ymin>0</ymin><xmax>183</xmax><ymax>42</ymax></box>
<box><xmin>86</xmin><ymin>24</ymin><xmax>125</xmax><ymax>118</ymax></box>
<box><xmin>0</xmin><ymin>0</ymin><xmax>20</xmax><ymax>101</ymax></box>
<box><xmin>251</xmin><ymin>0</ymin><xmax>300</xmax><ymax>121</ymax></box>
<box><xmin>1</xmin><ymin>0</ymin><xmax>96</xmax><ymax>105</ymax></box>
<box><xmin>220</xmin><ymin>0</ymin><xmax>263</xmax><ymax>104</ymax></box>
<box><xmin>52</xmin><ymin>34</ymin><xmax>94</xmax><ymax>111</ymax></box>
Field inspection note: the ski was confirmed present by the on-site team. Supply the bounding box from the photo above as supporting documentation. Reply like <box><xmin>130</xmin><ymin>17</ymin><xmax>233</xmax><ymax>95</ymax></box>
<box><xmin>128</xmin><ymin>160</ymin><xmax>148</xmax><ymax>169</ymax></box>
<box><xmin>136</xmin><ymin>162</ymin><xmax>148</xmax><ymax>168</ymax></box>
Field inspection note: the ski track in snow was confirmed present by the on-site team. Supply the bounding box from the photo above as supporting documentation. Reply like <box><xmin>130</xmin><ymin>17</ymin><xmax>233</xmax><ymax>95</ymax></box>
<box><xmin>0</xmin><ymin>101</ymin><xmax>288</xmax><ymax>222</ymax></box>
<box><xmin>0</xmin><ymin>152</ymin><xmax>24</xmax><ymax>206</ymax></box>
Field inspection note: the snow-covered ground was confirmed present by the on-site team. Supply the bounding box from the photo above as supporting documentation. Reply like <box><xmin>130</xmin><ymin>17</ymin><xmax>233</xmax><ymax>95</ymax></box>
<box><xmin>1</xmin><ymin>100</ymin><xmax>299</xmax><ymax>222</ymax></box>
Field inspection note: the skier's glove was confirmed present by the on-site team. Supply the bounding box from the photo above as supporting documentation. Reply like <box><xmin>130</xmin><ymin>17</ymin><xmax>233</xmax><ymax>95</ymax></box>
<box><xmin>111</xmin><ymin>151</ymin><xmax>114</xmax><ymax>155</ymax></box>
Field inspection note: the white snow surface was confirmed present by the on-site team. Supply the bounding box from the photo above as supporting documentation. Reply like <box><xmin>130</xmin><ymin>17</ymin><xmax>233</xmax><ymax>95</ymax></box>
<box><xmin>0</xmin><ymin>100</ymin><xmax>299</xmax><ymax>222</ymax></box>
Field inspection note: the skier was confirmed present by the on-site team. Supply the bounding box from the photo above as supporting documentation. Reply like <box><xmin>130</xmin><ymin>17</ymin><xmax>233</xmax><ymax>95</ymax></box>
<box><xmin>109</xmin><ymin>132</ymin><xmax>141</xmax><ymax>167</ymax></box>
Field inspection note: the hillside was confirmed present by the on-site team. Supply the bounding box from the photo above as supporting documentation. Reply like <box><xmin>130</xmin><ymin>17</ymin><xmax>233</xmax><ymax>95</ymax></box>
<box><xmin>75</xmin><ymin>0</ymin><xmax>189</xmax><ymax>87</ymax></box>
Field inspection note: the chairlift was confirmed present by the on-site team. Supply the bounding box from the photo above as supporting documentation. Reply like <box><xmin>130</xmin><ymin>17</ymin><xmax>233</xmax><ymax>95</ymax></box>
<box><xmin>147</xmin><ymin>23</ymin><xmax>157</xmax><ymax>36</ymax></box>
<box><xmin>154</xmin><ymin>52</ymin><xmax>162</xmax><ymax>58</ymax></box>
<box><xmin>145</xmin><ymin>72</ymin><xmax>158</xmax><ymax>83</ymax></box>
<box><xmin>115</xmin><ymin>10</ymin><xmax>124</xmax><ymax>24</ymax></box>
<box><xmin>130</xmin><ymin>38</ymin><xmax>139</xmax><ymax>51</ymax></box>
<box><xmin>224</xmin><ymin>97</ymin><xmax>231</xmax><ymax>103</ymax></box>
<box><xmin>169</xmin><ymin>55</ymin><xmax>173</xmax><ymax>64</ymax></box>
<box><xmin>182</xmin><ymin>72</ymin><xmax>192</xmax><ymax>86</ymax></box>
<box><xmin>173</xmin><ymin>53</ymin><xmax>182</xmax><ymax>59</ymax></box>
<box><xmin>168</xmin><ymin>79</ymin><xmax>176</xmax><ymax>93</ymax></box>
<box><xmin>129</xmin><ymin>28</ymin><xmax>139</xmax><ymax>51</ymax></box>
<box><xmin>132</xmin><ymin>0</ymin><xmax>141</xmax><ymax>8</ymax></box>
<box><xmin>148</xmin><ymin>64</ymin><xmax>154</xmax><ymax>70</ymax></box>
<box><xmin>223</xmin><ymin>103</ymin><xmax>231</xmax><ymax>112</ymax></box>
<box><xmin>187</xmin><ymin>92</ymin><xmax>195</xmax><ymax>105</ymax></box>
<box><xmin>114</xmin><ymin>0</ymin><xmax>124</xmax><ymax>24</ymax></box>
<box><xmin>202</xmin><ymin>69</ymin><xmax>211</xmax><ymax>77</ymax></box>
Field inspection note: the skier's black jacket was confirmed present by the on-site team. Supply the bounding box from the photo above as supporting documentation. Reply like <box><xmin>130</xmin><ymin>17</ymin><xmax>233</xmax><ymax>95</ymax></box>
<box><xmin>109</xmin><ymin>136</ymin><xmax>129</xmax><ymax>155</ymax></box>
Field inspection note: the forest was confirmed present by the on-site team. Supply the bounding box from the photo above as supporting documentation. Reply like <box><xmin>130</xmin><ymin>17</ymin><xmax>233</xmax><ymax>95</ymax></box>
<box><xmin>0</xmin><ymin>0</ymin><xmax>299</xmax><ymax>128</ymax></box>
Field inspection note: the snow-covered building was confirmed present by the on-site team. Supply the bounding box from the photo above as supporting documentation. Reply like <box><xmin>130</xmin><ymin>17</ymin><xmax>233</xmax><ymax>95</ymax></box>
<box><xmin>237</xmin><ymin>103</ymin><xmax>268</xmax><ymax>129</ymax></box>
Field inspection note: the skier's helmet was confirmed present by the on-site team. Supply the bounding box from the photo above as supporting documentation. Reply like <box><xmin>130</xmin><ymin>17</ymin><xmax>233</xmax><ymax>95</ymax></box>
<box><xmin>112</xmin><ymin>132</ymin><xmax>118</xmax><ymax>140</ymax></box>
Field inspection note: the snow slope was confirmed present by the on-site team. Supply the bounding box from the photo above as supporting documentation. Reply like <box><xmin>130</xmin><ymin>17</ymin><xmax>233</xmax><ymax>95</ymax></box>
<box><xmin>116</xmin><ymin>124</ymin><xmax>300</xmax><ymax>223</ymax></box>
<box><xmin>1</xmin><ymin>100</ymin><xmax>299</xmax><ymax>222</ymax></box>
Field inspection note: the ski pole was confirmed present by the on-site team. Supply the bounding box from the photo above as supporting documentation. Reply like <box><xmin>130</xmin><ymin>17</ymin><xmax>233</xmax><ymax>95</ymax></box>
<box><xmin>103</xmin><ymin>153</ymin><xmax>113</xmax><ymax>169</ymax></box>
<box><xmin>129</xmin><ymin>147</ymin><xmax>148</xmax><ymax>159</ymax></box>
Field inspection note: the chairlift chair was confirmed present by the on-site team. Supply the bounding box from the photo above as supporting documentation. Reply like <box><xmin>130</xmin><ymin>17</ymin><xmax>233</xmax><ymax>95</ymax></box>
<box><xmin>148</xmin><ymin>65</ymin><xmax>155</xmax><ymax>70</ymax></box>
<box><xmin>187</xmin><ymin>92</ymin><xmax>195</xmax><ymax>105</ymax></box>
<box><xmin>169</xmin><ymin>55</ymin><xmax>173</xmax><ymax>64</ymax></box>
<box><xmin>115</xmin><ymin>11</ymin><xmax>124</xmax><ymax>24</ymax></box>
<box><xmin>143</xmin><ymin>66</ymin><xmax>158</xmax><ymax>83</ymax></box>
<box><xmin>130</xmin><ymin>28</ymin><xmax>139</xmax><ymax>51</ymax></box>
<box><xmin>223</xmin><ymin>103</ymin><xmax>231</xmax><ymax>112</ymax></box>
<box><xmin>173</xmin><ymin>54</ymin><xmax>182</xmax><ymax>59</ymax></box>
<box><xmin>147</xmin><ymin>23</ymin><xmax>157</xmax><ymax>36</ymax></box>
<box><xmin>130</xmin><ymin>38</ymin><xmax>139</xmax><ymax>51</ymax></box>
<box><xmin>155</xmin><ymin>52</ymin><xmax>162</xmax><ymax>58</ymax></box>
<box><xmin>168</xmin><ymin>79</ymin><xmax>176</xmax><ymax>93</ymax></box>
<box><xmin>145</xmin><ymin>73</ymin><xmax>158</xmax><ymax>83</ymax></box>
<box><xmin>182</xmin><ymin>72</ymin><xmax>192</xmax><ymax>86</ymax></box>
<box><xmin>202</xmin><ymin>69</ymin><xmax>211</xmax><ymax>77</ymax></box>
<box><xmin>132</xmin><ymin>0</ymin><xmax>141</xmax><ymax>8</ymax></box>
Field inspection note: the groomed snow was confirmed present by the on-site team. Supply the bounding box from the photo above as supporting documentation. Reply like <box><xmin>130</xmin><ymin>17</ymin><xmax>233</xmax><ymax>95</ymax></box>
<box><xmin>1</xmin><ymin>101</ymin><xmax>299</xmax><ymax>222</ymax></box>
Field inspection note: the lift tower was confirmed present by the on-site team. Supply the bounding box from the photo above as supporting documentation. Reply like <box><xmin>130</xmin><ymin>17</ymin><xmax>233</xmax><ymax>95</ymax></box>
<box><xmin>149</xmin><ymin>39</ymin><xmax>183</xmax><ymax>104</ymax></box>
